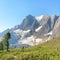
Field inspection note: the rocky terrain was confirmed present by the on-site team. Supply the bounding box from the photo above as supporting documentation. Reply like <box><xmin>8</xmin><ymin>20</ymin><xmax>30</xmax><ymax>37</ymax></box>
<box><xmin>0</xmin><ymin>15</ymin><xmax>60</xmax><ymax>47</ymax></box>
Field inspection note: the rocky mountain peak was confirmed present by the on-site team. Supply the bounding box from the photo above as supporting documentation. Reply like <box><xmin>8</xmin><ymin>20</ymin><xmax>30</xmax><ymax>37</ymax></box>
<box><xmin>0</xmin><ymin>15</ymin><xmax>60</xmax><ymax>47</ymax></box>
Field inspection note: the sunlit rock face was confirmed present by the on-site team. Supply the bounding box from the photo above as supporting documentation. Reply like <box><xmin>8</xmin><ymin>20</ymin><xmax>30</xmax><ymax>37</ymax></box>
<box><xmin>0</xmin><ymin>15</ymin><xmax>60</xmax><ymax>47</ymax></box>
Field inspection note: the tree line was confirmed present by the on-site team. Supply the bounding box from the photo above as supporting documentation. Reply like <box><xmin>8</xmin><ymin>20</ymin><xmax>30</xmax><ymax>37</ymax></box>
<box><xmin>0</xmin><ymin>32</ymin><xmax>11</xmax><ymax>52</ymax></box>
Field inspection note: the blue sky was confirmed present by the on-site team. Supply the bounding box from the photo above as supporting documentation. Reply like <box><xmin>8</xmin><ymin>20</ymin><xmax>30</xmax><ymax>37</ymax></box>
<box><xmin>0</xmin><ymin>0</ymin><xmax>60</xmax><ymax>32</ymax></box>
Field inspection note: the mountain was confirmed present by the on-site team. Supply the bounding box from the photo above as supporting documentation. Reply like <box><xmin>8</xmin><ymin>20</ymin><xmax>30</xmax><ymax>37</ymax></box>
<box><xmin>13</xmin><ymin>15</ymin><xmax>36</xmax><ymax>30</ymax></box>
<box><xmin>52</xmin><ymin>16</ymin><xmax>60</xmax><ymax>37</ymax></box>
<box><xmin>0</xmin><ymin>15</ymin><xmax>60</xmax><ymax>47</ymax></box>
<box><xmin>34</xmin><ymin>15</ymin><xmax>59</xmax><ymax>39</ymax></box>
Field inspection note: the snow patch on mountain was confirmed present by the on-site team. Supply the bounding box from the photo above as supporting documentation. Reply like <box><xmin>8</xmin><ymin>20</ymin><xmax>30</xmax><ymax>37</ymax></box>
<box><xmin>44</xmin><ymin>31</ymin><xmax>53</xmax><ymax>41</ymax></box>
<box><xmin>14</xmin><ymin>29</ymin><xmax>30</xmax><ymax>33</ymax></box>
<box><xmin>44</xmin><ymin>31</ymin><xmax>53</xmax><ymax>36</ymax></box>
<box><xmin>14</xmin><ymin>29</ymin><xmax>30</xmax><ymax>39</ymax></box>
<box><xmin>14</xmin><ymin>29</ymin><xmax>30</xmax><ymax>35</ymax></box>
<box><xmin>24</xmin><ymin>30</ymin><xmax>30</xmax><ymax>33</ymax></box>
<box><xmin>35</xmin><ymin>15</ymin><xmax>44</xmax><ymax>22</ymax></box>
<box><xmin>18</xmin><ymin>35</ymin><xmax>43</xmax><ymax>46</ymax></box>
<box><xmin>18</xmin><ymin>36</ymin><xmax>34</xmax><ymax>46</ymax></box>
<box><xmin>35</xmin><ymin>26</ymin><xmax>42</xmax><ymax>32</ymax></box>
<box><xmin>35</xmin><ymin>38</ymin><xmax>43</xmax><ymax>45</ymax></box>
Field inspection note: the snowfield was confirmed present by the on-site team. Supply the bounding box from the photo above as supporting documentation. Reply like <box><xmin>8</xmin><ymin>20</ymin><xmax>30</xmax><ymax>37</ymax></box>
<box><xmin>14</xmin><ymin>29</ymin><xmax>30</xmax><ymax>39</ymax></box>
<box><xmin>35</xmin><ymin>26</ymin><xmax>42</xmax><ymax>32</ymax></box>
<box><xmin>35</xmin><ymin>15</ymin><xmax>44</xmax><ymax>22</ymax></box>
<box><xmin>18</xmin><ymin>35</ymin><xmax>43</xmax><ymax>46</ymax></box>
<box><xmin>44</xmin><ymin>31</ymin><xmax>53</xmax><ymax>36</ymax></box>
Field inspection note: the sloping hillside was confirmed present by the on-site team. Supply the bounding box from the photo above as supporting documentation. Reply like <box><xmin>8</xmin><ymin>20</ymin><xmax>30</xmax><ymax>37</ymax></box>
<box><xmin>0</xmin><ymin>37</ymin><xmax>60</xmax><ymax>60</ymax></box>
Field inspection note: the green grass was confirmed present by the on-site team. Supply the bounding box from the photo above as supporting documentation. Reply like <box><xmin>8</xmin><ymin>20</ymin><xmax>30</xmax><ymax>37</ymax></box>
<box><xmin>0</xmin><ymin>37</ymin><xmax>60</xmax><ymax>60</ymax></box>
